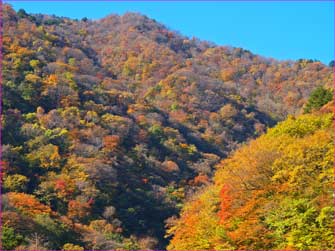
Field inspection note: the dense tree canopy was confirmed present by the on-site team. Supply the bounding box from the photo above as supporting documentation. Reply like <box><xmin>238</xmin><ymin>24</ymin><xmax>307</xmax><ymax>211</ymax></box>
<box><xmin>167</xmin><ymin>105</ymin><xmax>334</xmax><ymax>250</ymax></box>
<box><xmin>2</xmin><ymin>4</ymin><xmax>333</xmax><ymax>249</ymax></box>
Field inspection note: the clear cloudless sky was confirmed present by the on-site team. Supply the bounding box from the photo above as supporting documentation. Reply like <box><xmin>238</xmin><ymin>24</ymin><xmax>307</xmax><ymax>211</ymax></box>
<box><xmin>6</xmin><ymin>1</ymin><xmax>334</xmax><ymax>64</ymax></box>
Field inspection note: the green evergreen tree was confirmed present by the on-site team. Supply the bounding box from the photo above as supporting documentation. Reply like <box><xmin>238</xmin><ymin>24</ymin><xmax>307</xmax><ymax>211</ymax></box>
<box><xmin>303</xmin><ymin>86</ymin><xmax>333</xmax><ymax>113</ymax></box>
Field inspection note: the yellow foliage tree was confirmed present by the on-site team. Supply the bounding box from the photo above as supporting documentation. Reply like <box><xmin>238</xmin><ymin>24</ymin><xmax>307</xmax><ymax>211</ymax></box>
<box><xmin>167</xmin><ymin>111</ymin><xmax>334</xmax><ymax>250</ymax></box>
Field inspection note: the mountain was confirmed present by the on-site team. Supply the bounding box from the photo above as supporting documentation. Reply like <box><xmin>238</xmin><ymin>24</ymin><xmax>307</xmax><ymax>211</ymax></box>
<box><xmin>1</xmin><ymin>5</ymin><xmax>333</xmax><ymax>250</ymax></box>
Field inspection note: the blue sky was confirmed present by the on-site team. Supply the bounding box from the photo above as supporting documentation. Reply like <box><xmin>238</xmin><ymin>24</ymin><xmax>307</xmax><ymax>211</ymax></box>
<box><xmin>6</xmin><ymin>1</ymin><xmax>334</xmax><ymax>64</ymax></box>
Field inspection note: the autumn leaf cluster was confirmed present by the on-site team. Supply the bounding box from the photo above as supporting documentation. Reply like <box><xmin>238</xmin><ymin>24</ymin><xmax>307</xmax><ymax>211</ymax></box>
<box><xmin>167</xmin><ymin>106</ymin><xmax>334</xmax><ymax>250</ymax></box>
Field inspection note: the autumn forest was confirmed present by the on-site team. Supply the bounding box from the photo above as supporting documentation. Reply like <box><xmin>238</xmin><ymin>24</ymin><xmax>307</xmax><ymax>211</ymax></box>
<box><xmin>1</xmin><ymin>4</ymin><xmax>334</xmax><ymax>250</ymax></box>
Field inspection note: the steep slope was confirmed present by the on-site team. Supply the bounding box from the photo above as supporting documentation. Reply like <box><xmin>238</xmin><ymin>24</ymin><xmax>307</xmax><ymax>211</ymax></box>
<box><xmin>86</xmin><ymin>14</ymin><xmax>333</xmax><ymax>120</ymax></box>
<box><xmin>1</xmin><ymin>5</ymin><xmax>333</xmax><ymax>250</ymax></box>
<box><xmin>167</xmin><ymin>104</ymin><xmax>334</xmax><ymax>250</ymax></box>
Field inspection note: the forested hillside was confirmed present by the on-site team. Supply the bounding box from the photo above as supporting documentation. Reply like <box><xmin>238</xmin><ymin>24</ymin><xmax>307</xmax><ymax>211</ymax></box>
<box><xmin>1</xmin><ymin>5</ymin><xmax>333</xmax><ymax>250</ymax></box>
<box><xmin>167</xmin><ymin>103</ymin><xmax>334</xmax><ymax>250</ymax></box>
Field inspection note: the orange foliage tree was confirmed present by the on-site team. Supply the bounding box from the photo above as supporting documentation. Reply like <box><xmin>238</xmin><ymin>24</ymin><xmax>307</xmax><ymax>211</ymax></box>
<box><xmin>6</xmin><ymin>192</ymin><xmax>52</xmax><ymax>216</ymax></box>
